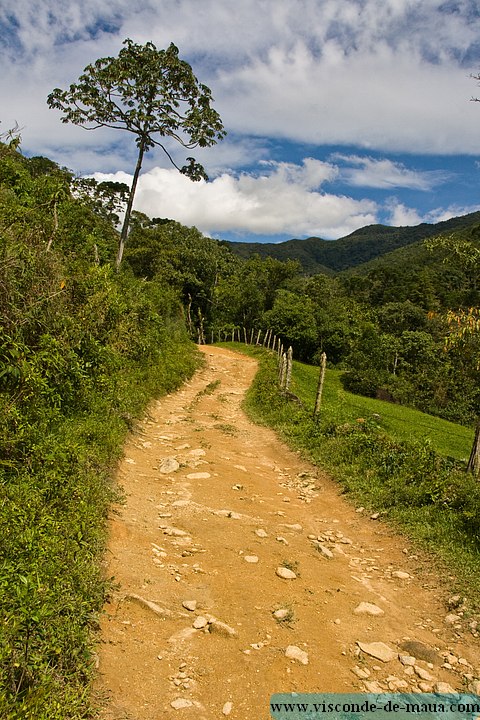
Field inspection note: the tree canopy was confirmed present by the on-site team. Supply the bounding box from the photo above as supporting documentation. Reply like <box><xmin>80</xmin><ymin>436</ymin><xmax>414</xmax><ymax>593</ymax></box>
<box><xmin>47</xmin><ymin>39</ymin><xmax>225</xmax><ymax>269</ymax></box>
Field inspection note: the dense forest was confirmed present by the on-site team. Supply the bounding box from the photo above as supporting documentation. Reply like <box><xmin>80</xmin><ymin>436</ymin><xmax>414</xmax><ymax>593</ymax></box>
<box><xmin>225</xmin><ymin>211</ymin><xmax>480</xmax><ymax>274</ymax></box>
<box><xmin>1</xmin><ymin>134</ymin><xmax>480</xmax><ymax>716</ymax></box>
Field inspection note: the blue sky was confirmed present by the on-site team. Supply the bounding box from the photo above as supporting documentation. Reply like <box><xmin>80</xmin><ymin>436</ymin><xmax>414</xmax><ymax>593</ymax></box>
<box><xmin>2</xmin><ymin>0</ymin><xmax>480</xmax><ymax>243</ymax></box>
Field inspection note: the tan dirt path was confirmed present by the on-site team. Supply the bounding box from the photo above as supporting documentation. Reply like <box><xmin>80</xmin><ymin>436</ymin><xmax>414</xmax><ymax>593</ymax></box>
<box><xmin>94</xmin><ymin>346</ymin><xmax>480</xmax><ymax>719</ymax></box>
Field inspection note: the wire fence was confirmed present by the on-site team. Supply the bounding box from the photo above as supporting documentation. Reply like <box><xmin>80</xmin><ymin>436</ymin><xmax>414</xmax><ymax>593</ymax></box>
<box><xmin>204</xmin><ymin>327</ymin><xmax>327</xmax><ymax>420</ymax></box>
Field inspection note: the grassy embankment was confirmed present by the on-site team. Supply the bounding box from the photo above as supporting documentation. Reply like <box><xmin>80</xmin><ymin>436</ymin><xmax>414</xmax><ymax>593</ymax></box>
<box><xmin>0</xmin><ymin>173</ymin><xmax>201</xmax><ymax>718</ymax></box>
<box><xmin>224</xmin><ymin>343</ymin><xmax>480</xmax><ymax>605</ymax></box>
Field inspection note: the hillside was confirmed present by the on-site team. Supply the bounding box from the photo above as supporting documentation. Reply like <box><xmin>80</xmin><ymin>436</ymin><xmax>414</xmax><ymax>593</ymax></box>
<box><xmin>225</xmin><ymin>211</ymin><xmax>480</xmax><ymax>274</ymax></box>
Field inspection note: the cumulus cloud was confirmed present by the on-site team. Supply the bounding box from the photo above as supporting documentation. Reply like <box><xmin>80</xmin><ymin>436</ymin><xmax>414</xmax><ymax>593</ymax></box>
<box><xmin>2</xmin><ymin>0</ymin><xmax>480</xmax><ymax>239</ymax></box>
<box><xmin>94</xmin><ymin>158</ymin><xmax>377</xmax><ymax>239</ymax></box>
<box><xmin>332</xmin><ymin>154</ymin><xmax>451</xmax><ymax>190</ymax></box>
<box><xmin>2</xmin><ymin>0</ymin><xmax>480</xmax><ymax>158</ymax></box>
<box><xmin>386</xmin><ymin>200</ymin><xmax>480</xmax><ymax>227</ymax></box>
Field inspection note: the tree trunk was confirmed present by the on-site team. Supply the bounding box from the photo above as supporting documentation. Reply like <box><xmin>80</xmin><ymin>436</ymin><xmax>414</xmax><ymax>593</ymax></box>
<box><xmin>467</xmin><ymin>416</ymin><xmax>480</xmax><ymax>475</ymax></box>
<box><xmin>115</xmin><ymin>140</ymin><xmax>146</xmax><ymax>271</ymax></box>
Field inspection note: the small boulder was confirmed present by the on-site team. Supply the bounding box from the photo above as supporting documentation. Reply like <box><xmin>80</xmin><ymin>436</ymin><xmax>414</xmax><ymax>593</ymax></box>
<box><xmin>357</xmin><ymin>641</ymin><xmax>396</xmax><ymax>663</ymax></box>
<box><xmin>285</xmin><ymin>645</ymin><xmax>309</xmax><ymax>665</ymax></box>
<box><xmin>276</xmin><ymin>566</ymin><xmax>297</xmax><ymax>580</ymax></box>
<box><xmin>192</xmin><ymin>616</ymin><xmax>209</xmax><ymax>629</ymax></box>
<box><xmin>354</xmin><ymin>602</ymin><xmax>385</xmax><ymax>617</ymax></box>
<box><xmin>182</xmin><ymin>600</ymin><xmax>197</xmax><ymax>612</ymax></box>
<box><xmin>159</xmin><ymin>457</ymin><xmax>180</xmax><ymax>474</ymax></box>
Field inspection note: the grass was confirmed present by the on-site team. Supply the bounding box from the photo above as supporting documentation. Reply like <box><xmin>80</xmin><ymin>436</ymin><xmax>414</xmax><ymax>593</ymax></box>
<box><xmin>218</xmin><ymin>342</ymin><xmax>480</xmax><ymax>607</ymax></box>
<box><xmin>291</xmin><ymin>361</ymin><xmax>473</xmax><ymax>462</ymax></box>
<box><xmin>0</xmin><ymin>319</ymin><xmax>201</xmax><ymax>718</ymax></box>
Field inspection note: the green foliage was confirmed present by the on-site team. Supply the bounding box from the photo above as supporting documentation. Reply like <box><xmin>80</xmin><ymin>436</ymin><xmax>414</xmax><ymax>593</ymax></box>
<box><xmin>263</xmin><ymin>290</ymin><xmax>317</xmax><ymax>360</ymax></box>
<box><xmin>0</xmin><ymin>142</ymin><xmax>199</xmax><ymax>717</ymax></box>
<box><xmin>47</xmin><ymin>38</ymin><xmax>225</xmax><ymax>268</ymax></box>
<box><xmin>225</xmin><ymin>211</ymin><xmax>480</xmax><ymax>274</ymax></box>
<box><xmin>214</xmin><ymin>255</ymin><xmax>301</xmax><ymax>332</ymax></box>
<box><xmin>125</xmin><ymin>218</ymin><xmax>237</xmax><ymax>338</ymax></box>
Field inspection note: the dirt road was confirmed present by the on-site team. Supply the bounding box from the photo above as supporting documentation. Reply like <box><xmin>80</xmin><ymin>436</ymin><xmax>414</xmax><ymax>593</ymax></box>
<box><xmin>94</xmin><ymin>346</ymin><xmax>480</xmax><ymax>719</ymax></box>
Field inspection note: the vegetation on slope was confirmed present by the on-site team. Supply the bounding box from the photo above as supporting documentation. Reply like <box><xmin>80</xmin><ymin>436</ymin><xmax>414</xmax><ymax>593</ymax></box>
<box><xmin>0</xmin><ymin>141</ymin><xmax>199</xmax><ymax>718</ymax></box>
<box><xmin>225</xmin><ymin>210</ymin><xmax>480</xmax><ymax>274</ymax></box>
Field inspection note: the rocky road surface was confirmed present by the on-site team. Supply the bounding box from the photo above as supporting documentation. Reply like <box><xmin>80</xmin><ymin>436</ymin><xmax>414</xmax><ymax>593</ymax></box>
<box><xmin>94</xmin><ymin>346</ymin><xmax>480</xmax><ymax>719</ymax></box>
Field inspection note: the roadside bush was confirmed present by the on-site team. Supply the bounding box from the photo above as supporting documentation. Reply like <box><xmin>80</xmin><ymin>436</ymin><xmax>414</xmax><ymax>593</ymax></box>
<box><xmin>0</xmin><ymin>145</ymin><xmax>199</xmax><ymax>717</ymax></box>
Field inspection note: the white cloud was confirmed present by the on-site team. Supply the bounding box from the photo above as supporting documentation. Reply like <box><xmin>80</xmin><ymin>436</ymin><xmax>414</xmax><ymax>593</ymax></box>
<box><xmin>2</xmin><ymin>0</ymin><xmax>480</xmax><ymax>241</ymax></box>
<box><xmin>215</xmin><ymin>39</ymin><xmax>480</xmax><ymax>154</ymax></box>
<box><xmin>386</xmin><ymin>202</ymin><xmax>423</xmax><ymax>227</ymax></box>
<box><xmin>94</xmin><ymin>158</ymin><xmax>377</xmax><ymax>239</ymax></box>
<box><xmin>386</xmin><ymin>200</ymin><xmax>480</xmax><ymax>227</ymax></box>
<box><xmin>332</xmin><ymin>154</ymin><xmax>450</xmax><ymax>190</ymax></box>
<box><xmin>2</xmin><ymin>0</ymin><xmax>480</xmax><ymax>161</ymax></box>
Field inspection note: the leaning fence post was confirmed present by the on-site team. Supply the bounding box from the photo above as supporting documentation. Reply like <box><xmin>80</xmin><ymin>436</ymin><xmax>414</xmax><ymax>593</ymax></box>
<box><xmin>313</xmin><ymin>352</ymin><xmax>327</xmax><ymax>420</ymax></box>
<box><xmin>256</xmin><ymin>329</ymin><xmax>262</xmax><ymax>345</ymax></box>
<box><xmin>243</xmin><ymin>327</ymin><xmax>248</xmax><ymax>344</ymax></box>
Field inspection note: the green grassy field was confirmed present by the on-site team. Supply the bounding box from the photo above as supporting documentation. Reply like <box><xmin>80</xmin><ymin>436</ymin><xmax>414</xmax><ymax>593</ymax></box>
<box><xmin>291</xmin><ymin>361</ymin><xmax>473</xmax><ymax>461</ymax></box>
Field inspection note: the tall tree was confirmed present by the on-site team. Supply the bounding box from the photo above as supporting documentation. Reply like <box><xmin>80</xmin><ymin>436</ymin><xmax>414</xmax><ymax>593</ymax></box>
<box><xmin>47</xmin><ymin>39</ymin><xmax>225</xmax><ymax>269</ymax></box>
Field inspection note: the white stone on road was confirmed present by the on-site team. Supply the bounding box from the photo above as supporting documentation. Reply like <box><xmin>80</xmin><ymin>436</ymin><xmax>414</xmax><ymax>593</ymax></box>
<box><xmin>354</xmin><ymin>602</ymin><xmax>385</xmax><ymax>617</ymax></box>
<box><xmin>171</xmin><ymin>698</ymin><xmax>193</xmax><ymax>709</ymax></box>
<box><xmin>182</xmin><ymin>600</ymin><xmax>197</xmax><ymax>612</ymax></box>
<box><xmin>159</xmin><ymin>457</ymin><xmax>180</xmax><ymax>474</ymax></box>
<box><xmin>285</xmin><ymin>645</ymin><xmax>309</xmax><ymax>665</ymax></box>
<box><xmin>276</xmin><ymin>567</ymin><xmax>297</xmax><ymax>580</ymax></box>
<box><xmin>192</xmin><ymin>616</ymin><xmax>209</xmax><ymax>629</ymax></box>
<box><xmin>357</xmin><ymin>641</ymin><xmax>397</xmax><ymax>662</ymax></box>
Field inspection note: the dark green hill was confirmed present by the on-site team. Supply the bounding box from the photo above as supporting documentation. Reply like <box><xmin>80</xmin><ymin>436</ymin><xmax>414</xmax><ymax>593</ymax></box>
<box><xmin>226</xmin><ymin>211</ymin><xmax>480</xmax><ymax>274</ymax></box>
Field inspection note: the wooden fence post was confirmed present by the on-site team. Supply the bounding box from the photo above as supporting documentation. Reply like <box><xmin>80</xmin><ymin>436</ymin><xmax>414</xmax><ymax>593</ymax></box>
<box><xmin>279</xmin><ymin>352</ymin><xmax>287</xmax><ymax>390</ymax></box>
<box><xmin>313</xmin><ymin>352</ymin><xmax>327</xmax><ymax>420</ymax></box>
<box><xmin>285</xmin><ymin>346</ymin><xmax>293</xmax><ymax>392</ymax></box>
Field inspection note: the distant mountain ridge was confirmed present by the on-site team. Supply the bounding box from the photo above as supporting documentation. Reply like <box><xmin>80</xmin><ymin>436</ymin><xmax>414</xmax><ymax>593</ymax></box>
<box><xmin>225</xmin><ymin>211</ymin><xmax>480</xmax><ymax>274</ymax></box>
